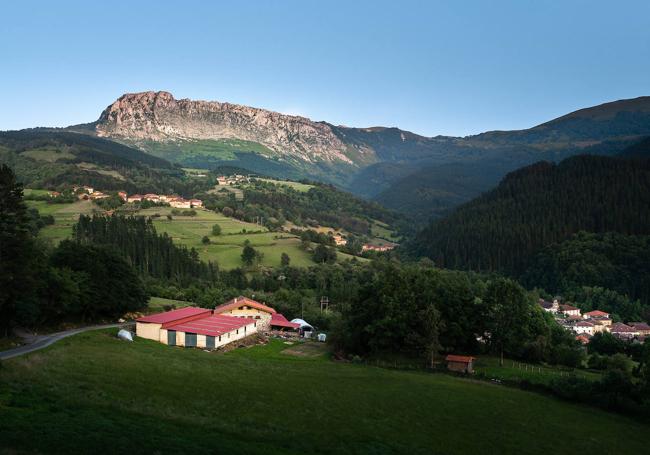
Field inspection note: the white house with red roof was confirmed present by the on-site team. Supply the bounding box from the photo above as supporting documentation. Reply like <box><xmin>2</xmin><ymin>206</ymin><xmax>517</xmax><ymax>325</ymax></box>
<box><xmin>573</xmin><ymin>320</ymin><xmax>595</xmax><ymax>336</ymax></box>
<box><xmin>583</xmin><ymin>310</ymin><xmax>610</xmax><ymax>319</ymax></box>
<box><xmin>136</xmin><ymin>306</ymin><xmax>258</xmax><ymax>349</ymax></box>
<box><xmin>559</xmin><ymin>304</ymin><xmax>581</xmax><ymax>317</ymax></box>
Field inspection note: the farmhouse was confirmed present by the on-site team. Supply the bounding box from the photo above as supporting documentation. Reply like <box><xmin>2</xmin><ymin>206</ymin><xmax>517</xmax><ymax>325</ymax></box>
<box><xmin>583</xmin><ymin>310</ymin><xmax>609</xmax><ymax>319</ymax></box>
<box><xmin>445</xmin><ymin>355</ymin><xmax>475</xmax><ymax>374</ymax></box>
<box><xmin>538</xmin><ymin>299</ymin><xmax>559</xmax><ymax>313</ymax></box>
<box><xmin>573</xmin><ymin>321</ymin><xmax>595</xmax><ymax>336</ymax></box>
<box><xmin>609</xmin><ymin>323</ymin><xmax>639</xmax><ymax>340</ymax></box>
<box><xmin>629</xmin><ymin>322</ymin><xmax>650</xmax><ymax>336</ymax></box>
<box><xmin>136</xmin><ymin>306</ymin><xmax>258</xmax><ymax>349</ymax></box>
<box><xmin>559</xmin><ymin>304</ymin><xmax>581</xmax><ymax>317</ymax></box>
<box><xmin>214</xmin><ymin>296</ymin><xmax>278</xmax><ymax>331</ymax></box>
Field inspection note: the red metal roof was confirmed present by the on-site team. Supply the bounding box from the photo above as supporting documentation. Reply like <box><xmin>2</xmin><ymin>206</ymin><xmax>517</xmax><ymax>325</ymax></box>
<box><xmin>137</xmin><ymin>307</ymin><xmax>211</xmax><ymax>324</ymax></box>
<box><xmin>270</xmin><ymin>313</ymin><xmax>300</xmax><ymax>329</ymax></box>
<box><xmin>584</xmin><ymin>310</ymin><xmax>609</xmax><ymax>317</ymax></box>
<box><xmin>166</xmin><ymin>314</ymin><xmax>255</xmax><ymax>337</ymax></box>
<box><xmin>446</xmin><ymin>355</ymin><xmax>475</xmax><ymax>363</ymax></box>
<box><xmin>214</xmin><ymin>296</ymin><xmax>276</xmax><ymax>315</ymax></box>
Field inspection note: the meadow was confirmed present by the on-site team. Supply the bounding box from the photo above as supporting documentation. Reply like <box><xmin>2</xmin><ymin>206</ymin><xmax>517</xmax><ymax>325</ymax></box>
<box><xmin>1</xmin><ymin>332</ymin><xmax>648</xmax><ymax>454</ymax></box>
<box><xmin>141</xmin><ymin>207</ymin><xmax>360</xmax><ymax>269</ymax></box>
<box><xmin>26</xmin><ymin>198</ymin><xmax>98</xmax><ymax>243</ymax></box>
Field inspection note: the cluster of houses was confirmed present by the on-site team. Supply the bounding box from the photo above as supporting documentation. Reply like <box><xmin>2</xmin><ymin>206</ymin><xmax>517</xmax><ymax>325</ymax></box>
<box><xmin>126</xmin><ymin>193</ymin><xmax>203</xmax><ymax>209</ymax></box>
<box><xmin>49</xmin><ymin>186</ymin><xmax>203</xmax><ymax>209</ymax></box>
<box><xmin>216</xmin><ymin>174</ymin><xmax>249</xmax><ymax>186</ymax></box>
<box><xmin>362</xmin><ymin>244</ymin><xmax>395</xmax><ymax>252</ymax></box>
<box><xmin>538</xmin><ymin>299</ymin><xmax>650</xmax><ymax>344</ymax></box>
<box><xmin>136</xmin><ymin>296</ymin><xmax>314</xmax><ymax>349</ymax></box>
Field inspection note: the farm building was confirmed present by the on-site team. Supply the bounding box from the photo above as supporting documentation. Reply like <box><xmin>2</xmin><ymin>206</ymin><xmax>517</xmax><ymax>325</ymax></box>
<box><xmin>136</xmin><ymin>306</ymin><xmax>258</xmax><ymax>349</ymax></box>
<box><xmin>445</xmin><ymin>355</ymin><xmax>475</xmax><ymax>374</ymax></box>
<box><xmin>214</xmin><ymin>296</ymin><xmax>278</xmax><ymax>331</ymax></box>
<box><xmin>270</xmin><ymin>313</ymin><xmax>300</xmax><ymax>331</ymax></box>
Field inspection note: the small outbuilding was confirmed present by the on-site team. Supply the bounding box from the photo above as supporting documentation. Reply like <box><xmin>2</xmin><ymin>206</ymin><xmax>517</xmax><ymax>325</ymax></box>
<box><xmin>445</xmin><ymin>354</ymin><xmax>475</xmax><ymax>374</ymax></box>
<box><xmin>270</xmin><ymin>313</ymin><xmax>301</xmax><ymax>331</ymax></box>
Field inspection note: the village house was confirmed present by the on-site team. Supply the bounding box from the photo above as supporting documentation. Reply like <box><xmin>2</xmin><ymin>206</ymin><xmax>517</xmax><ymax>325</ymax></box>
<box><xmin>48</xmin><ymin>191</ymin><xmax>61</xmax><ymax>198</ymax></box>
<box><xmin>583</xmin><ymin>310</ymin><xmax>610</xmax><ymax>319</ymax></box>
<box><xmin>189</xmin><ymin>199</ymin><xmax>203</xmax><ymax>208</ymax></box>
<box><xmin>136</xmin><ymin>307</ymin><xmax>258</xmax><ymax>349</ymax></box>
<box><xmin>538</xmin><ymin>299</ymin><xmax>559</xmax><ymax>313</ymax></box>
<box><xmin>559</xmin><ymin>304</ymin><xmax>581</xmax><ymax>317</ymax></box>
<box><xmin>445</xmin><ymin>355</ymin><xmax>475</xmax><ymax>374</ymax></box>
<box><xmin>573</xmin><ymin>320</ymin><xmax>595</xmax><ymax>336</ymax></box>
<box><xmin>609</xmin><ymin>322</ymin><xmax>639</xmax><ymax>340</ymax></box>
<box><xmin>629</xmin><ymin>322</ymin><xmax>650</xmax><ymax>336</ymax></box>
<box><xmin>118</xmin><ymin>191</ymin><xmax>128</xmax><ymax>201</ymax></box>
<box><xmin>127</xmin><ymin>194</ymin><xmax>143</xmax><ymax>203</ymax></box>
<box><xmin>576</xmin><ymin>334</ymin><xmax>591</xmax><ymax>345</ymax></box>
<box><xmin>169</xmin><ymin>198</ymin><xmax>192</xmax><ymax>209</ymax></box>
<box><xmin>332</xmin><ymin>234</ymin><xmax>347</xmax><ymax>246</ymax></box>
<box><xmin>89</xmin><ymin>191</ymin><xmax>109</xmax><ymax>200</ymax></box>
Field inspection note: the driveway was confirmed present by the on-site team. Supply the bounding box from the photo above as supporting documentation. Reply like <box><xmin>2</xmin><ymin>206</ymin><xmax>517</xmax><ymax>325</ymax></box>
<box><xmin>0</xmin><ymin>323</ymin><xmax>132</xmax><ymax>360</ymax></box>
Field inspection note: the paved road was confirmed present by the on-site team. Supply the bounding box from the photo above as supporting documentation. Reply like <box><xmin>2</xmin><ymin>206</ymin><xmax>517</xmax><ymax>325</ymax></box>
<box><xmin>0</xmin><ymin>323</ymin><xmax>132</xmax><ymax>360</ymax></box>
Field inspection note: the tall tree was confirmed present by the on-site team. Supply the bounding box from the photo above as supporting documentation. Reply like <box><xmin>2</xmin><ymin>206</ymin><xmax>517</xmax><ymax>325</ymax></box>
<box><xmin>0</xmin><ymin>165</ymin><xmax>33</xmax><ymax>335</ymax></box>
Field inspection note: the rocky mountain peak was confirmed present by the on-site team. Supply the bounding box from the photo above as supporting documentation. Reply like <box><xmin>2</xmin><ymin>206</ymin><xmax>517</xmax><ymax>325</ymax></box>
<box><xmin>95</xmin><ymin>91</ymin><xmax>360</xmax><ymax>164</ymax></box>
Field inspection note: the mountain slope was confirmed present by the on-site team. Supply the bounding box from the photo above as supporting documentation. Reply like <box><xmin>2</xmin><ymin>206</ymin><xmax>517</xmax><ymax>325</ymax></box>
<box><xmin>0</xmin><ymin>130</ymin><xmax>208</xmax><ymax>196</ymax></box>
<box><xmin>80</xmin><ymin>92</ymin><xmax>650</xmax><ymax>215</ymax></box>
<box><xmin>410</xmin><ymin>153</ymin><xmax>650</xmax><ymax>273</ymax></box>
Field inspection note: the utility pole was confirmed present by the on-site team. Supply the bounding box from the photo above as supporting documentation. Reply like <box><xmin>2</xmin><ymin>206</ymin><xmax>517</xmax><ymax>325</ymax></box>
<box><xmin>320</xmin><ymin>296</ymin><xmax>329</xmax><ymax>314</ymax></box>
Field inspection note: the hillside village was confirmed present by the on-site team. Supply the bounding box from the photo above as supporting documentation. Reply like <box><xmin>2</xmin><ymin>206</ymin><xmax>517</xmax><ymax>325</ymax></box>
<box><xmin>539</xmin><ymin>298</ymin><xmax>650</xmax><ymax>344</ymax></box>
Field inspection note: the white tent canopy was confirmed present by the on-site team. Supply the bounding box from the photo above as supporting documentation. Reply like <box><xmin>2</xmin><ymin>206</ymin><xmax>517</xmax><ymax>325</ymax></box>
<box><xmin>290</xmin><ymin>318</ymin><xmax>314</xmax><ymax>330</ymax></box>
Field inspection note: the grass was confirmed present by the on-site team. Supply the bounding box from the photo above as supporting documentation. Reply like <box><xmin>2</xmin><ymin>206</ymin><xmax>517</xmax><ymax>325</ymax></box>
<box><xmin>21</xmin><ymin>148</ymin><xmax>75</xmax><ymax>162</ymax></box>
<box><xmin>473</xmin><ymin>356</ymin><xmax>601</xmax><ymax>386</ymax></box>
<box><xmin>26</xmin><ymin>199</ymin><xmax>100</xmax><ymax>243</ymax></box>
<box><xmin>147</xmin><ymin>297</ymin><xmax>192</xmax><ymax>313</ymax></box>
<box><xmin>143</xmin><ymin>138</ymin><xmax>275</xmax><ymax>163</ymax></box>
<box><xmin>254</xmin><ymin>178</ymin><xmax>315</xmax><ymax>192</ymax></box>
<box><xmin>142</xmin><ymin>207</ymin><xmax>359</xmax><ymax>269</ymax></box>
<box><xmin>1</xmin><ymin>332</ymin><xmax>649</xmax><ymax>454</ymax></box>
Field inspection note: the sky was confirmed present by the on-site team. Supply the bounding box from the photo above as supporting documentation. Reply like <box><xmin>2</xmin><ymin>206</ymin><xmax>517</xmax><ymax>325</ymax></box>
<box><xmin>1</xmin><ymin>0</ymin><xmax>649</xmax><ymax>137</ymax></box>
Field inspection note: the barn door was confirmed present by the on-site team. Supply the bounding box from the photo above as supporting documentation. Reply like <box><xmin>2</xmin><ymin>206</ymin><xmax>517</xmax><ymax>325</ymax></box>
<box><xmin>206</xmin><ymin>336</ymin><xmax>215</xmax><ymax>349</ymax></box>
<box><xmin>185</xmin><ymin>332</ymin><xmax>197</xmax><ymax>347</ymax></box>
<box><xmin>167</xmin><ymin>330</ymin><xmax>176</xmax><ymax>346</ymax></box>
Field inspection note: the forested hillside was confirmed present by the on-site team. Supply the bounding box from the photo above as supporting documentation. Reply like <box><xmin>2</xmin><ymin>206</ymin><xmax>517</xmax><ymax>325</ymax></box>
<box><xmin>410</xmin><ymin>154</ymin><xmax>650</xmax><ymax>274</ymax></box>
<box><xmin>0</xmin><ymin>130</ymin><xmax>214</xmax><ymax>197</ymax></box>
<box><xmin>523</xmin><ymin>232</ymin><xmax>650</xmax><ymax>310</ymax></box>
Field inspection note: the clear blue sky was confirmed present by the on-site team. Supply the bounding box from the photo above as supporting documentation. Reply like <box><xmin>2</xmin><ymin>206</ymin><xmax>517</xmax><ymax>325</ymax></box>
<box><xmin>1</xmin><ymin>0</ymin><xmax>649</xmax><ymax>136</ymax></box>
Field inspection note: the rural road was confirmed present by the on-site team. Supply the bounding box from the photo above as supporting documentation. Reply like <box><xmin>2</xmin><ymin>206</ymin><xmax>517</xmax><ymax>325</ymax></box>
<box><xmin>0</xmin><ymin>323</ymin><xmax>131</xmax><ymax>361</ymax></box>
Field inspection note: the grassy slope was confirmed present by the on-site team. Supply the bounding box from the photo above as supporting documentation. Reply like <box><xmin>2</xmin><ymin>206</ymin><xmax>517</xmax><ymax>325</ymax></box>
<box><xmin>26</xmin><ymin>199</ymin><xmax>100</xmax><ymax>243</ymax></box>
<box><xmin>1</xmin><ymin>332</ymin><xmax>648</xmax><ymax>454</ymax></box>
<box><xmin>143</xmin><ymin>207</ymin><xmax>359</xmax><ymax>269</ymax></box>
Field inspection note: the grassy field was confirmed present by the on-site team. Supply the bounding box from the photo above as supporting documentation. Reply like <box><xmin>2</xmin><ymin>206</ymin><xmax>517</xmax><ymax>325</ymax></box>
<box><xmin>21</xmin><ymin>148</ymin><xmax>75</xmax><ymax>162</ymax></box>
<box><xmin>141</xmin><ymin>207</ymin><xmax>359</xmax><ymax>269</ymax></box>
<box><xmin>254</xmin><ymin>178</ymin><xmax>315</xmax><ymax>192</ymax></box>
<box><xmin>147</xmin><ymin>297</ymin><xmax>192</xmax><ymax>313</ymax></box>
<box><xmin>26</xmin><ymin>197</ymin><xmax>365</xmax><ymax>269</ymax></box>
<box><xmin>26</xmin><ymin>199</ymin><xmax>99</xmax><ymax>243</ymax></box>
<box><xmin>474</xmin><ymin>356</ymin><xmax>601</xmax><ymax>385</ymax></box>
<box><xmin>1</xmin><ymin>332</ymin><xmax>648</xmax><ymax>454</ymax></box>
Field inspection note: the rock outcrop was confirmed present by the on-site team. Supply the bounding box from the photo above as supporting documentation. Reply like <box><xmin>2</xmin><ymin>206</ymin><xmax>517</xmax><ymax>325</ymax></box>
<box><xmin>96</xmin><ymin>91</ymin><xmax>363</xmax><ymax>164</ymax></box>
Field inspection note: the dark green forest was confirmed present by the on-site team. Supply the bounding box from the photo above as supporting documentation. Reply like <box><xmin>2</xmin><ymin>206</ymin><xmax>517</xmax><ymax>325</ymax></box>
<box><xmin>411</xmin><ymin>154</ymin><xmax>650</xmax><ymax>274</ymax></box>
